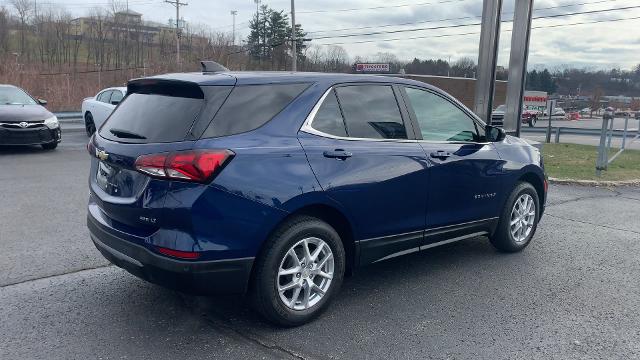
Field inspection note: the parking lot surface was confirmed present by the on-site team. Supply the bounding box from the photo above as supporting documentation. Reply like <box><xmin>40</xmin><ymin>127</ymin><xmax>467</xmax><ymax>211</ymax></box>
<box><xmin>1</xmin><ymin>132</ymin><xmax>639</xmax><ymax>359</ymax></box>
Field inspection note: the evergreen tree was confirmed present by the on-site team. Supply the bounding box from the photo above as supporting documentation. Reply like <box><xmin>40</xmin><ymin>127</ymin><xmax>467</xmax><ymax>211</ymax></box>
<box><xmin>247</xmin><ymin>5</ymin><xmax>306</xmax><ymax>69</ymax></box>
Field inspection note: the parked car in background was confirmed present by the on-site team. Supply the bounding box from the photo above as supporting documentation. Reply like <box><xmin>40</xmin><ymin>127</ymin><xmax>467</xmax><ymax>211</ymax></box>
<box><xmin>0</xmin><ymin>84</ymin><xmax>60</xmax><ymax>150</ymax></box>
<box><xmin>543</xmin><ymin>107</ymin><xmax>566</xmax><ymax>117</ymax></box>
<box><xmin>491</xmin><ymin>104</ymin><xmax>538</xmax><ymax>127</ymax></box>
<box><xmin>579</xmin><ymin>107</ymin><xmax>591</xmax><ymax>115</ymax></box>
<box><xmin>635</xmin><ymin>111</ymin><xmax>640</xmax><ymax>120</ymax></box>
<box><xmin>87</xmin><ymin>70</ymin><xmax>547</xmax><ymax>326</ymax></box>
<box><xmin>615</xmin><ymin>109</ymin><xmax>633</xmax><ymax>117</ymax></box>
<box><xmin>82</xmin><ymin>87</ymin><xmax>127</xmax><ymax>136</ymax></box>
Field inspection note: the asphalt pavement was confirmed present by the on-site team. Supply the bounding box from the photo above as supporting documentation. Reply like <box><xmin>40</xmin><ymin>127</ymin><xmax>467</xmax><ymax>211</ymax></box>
<box><xmin>1</xmin><ymin>131</ymin><xmax>639</xmax><ymax>359</ymax></box>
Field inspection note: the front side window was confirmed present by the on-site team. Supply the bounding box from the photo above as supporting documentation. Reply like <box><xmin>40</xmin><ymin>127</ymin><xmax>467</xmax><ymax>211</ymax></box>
<box><xmin>335</xmin><ymin>85</ymin><xmax>407</xmax><ymax>139</ymax></box>
<box><xmin>97</xmin><ymin>91</ymin><xmax>112</xmax><ymax>103</ymax></box>
<box><xmin>110</xmin><ymin>90</ymin><xmax>124</xmax><ymax>104</ymax></box>
<box><xmin>404</xmin><ymin>87</ymin><xmax>480</xmax><ymax>142</ymax></box>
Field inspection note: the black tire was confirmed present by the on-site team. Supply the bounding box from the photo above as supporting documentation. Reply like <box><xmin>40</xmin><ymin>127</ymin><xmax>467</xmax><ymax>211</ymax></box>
<box><xmin>528</xmin><ymin>116</ymin><xmax>536</xmax><ymax>127</ymax></box>
<box><xmin>85</xmin><ymin>112</ymin><xmax>96</xmax><ymax>137</ymax></box>
<box><xmin>251</xmin><ymin>215</ymin><xmax>346</xmax><ymax>327</ymax></box>
<box><xmin>489</xmin><ymin>182</ymin><xmax>540</xmax><ymax>253</ymax></box>
<box><xmin>42</xmin><ymin>142</ymin><xmax>58</xmax><ymax>150</ymax></box>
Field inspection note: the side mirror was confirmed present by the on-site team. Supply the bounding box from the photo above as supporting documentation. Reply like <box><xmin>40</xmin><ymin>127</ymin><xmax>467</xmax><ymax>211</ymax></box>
<box><xmin>38</xmin><ymin>99</ymin><xmax>47</xmax><ymax>106</ymax></box>
<box><xmin>110</xmin><ymin>100</ymin><xmax>120</xmax><ymax>105</ymax></box>
<box><xmin>486</xmin><ymin>125</ymin><xmax>506</xmax><ymax>142</ymax></box>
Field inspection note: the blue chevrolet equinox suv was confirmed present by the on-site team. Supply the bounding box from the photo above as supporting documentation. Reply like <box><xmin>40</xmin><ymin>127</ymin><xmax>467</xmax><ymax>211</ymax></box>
<box><xmin>87</xmin><ymin>68</ymin><xmax>546</xmax><ymax>326</ymax></box>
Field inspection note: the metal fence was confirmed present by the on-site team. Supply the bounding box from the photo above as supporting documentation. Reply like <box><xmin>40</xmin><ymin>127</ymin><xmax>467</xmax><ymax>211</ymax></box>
<box><xmin>595</xmin><ymin>115</ymin><xmax>640</xmax><ymax>176</ymax></box>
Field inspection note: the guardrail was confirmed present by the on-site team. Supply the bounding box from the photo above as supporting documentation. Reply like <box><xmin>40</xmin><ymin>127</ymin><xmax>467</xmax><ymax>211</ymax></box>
<box><xmin>54</xmin><ymin>112</ymin><xmax>83</xmax><ymax>121</ymax></box>
<box><xmin>521</xmin><ymin>126</ymin><xmax>635</xmax><ymax>143</ymax></box>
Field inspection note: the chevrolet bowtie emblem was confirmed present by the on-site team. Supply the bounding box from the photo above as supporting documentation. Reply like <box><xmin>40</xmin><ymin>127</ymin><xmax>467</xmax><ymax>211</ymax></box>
<box><xmin>95</xmin><ymin>149</ymin><xmax>109</xmax><ymax>161</ymax></box>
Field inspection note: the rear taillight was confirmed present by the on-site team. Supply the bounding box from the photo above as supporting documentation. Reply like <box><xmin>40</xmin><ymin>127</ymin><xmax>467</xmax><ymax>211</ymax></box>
<box><xmin>134</xmin><ymin>149</ymin><xmax>234</xmax><ymax>183</ymax></box>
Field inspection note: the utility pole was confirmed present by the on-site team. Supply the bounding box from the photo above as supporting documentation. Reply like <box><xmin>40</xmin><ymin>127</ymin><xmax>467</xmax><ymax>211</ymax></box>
<box><xmin>230</xmin><ymin>10</ymin><xmax>237</xmax><ymax>46</ymax></box>
<box><xmin>290</xmin><ymin>0</ymin><xmax>296</xmax><ymax>72</ymax></box>
<box><xmin>165</xmin><ymin>0</ymin><xmax>188</xmax><ymax>70</ymax></box>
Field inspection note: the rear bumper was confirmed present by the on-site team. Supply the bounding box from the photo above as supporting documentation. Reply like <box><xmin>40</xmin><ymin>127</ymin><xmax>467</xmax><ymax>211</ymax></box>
<box><xmin>0</xmin><ymin>126</ymin><xmax>61</xmax><ymax>146</ymax></box>
<box><xmin>88</xmin><ymin>213</ymin><xmax>254</xmax><ymax>295</ymax></box>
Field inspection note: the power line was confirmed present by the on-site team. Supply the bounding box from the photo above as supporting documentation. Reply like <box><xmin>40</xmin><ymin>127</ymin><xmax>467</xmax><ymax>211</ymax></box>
<box><xmin>298</xmin><ymin>0</ymin><xmax>468</xmax><ymax>14</ymax></box>
<box><xmin>305</xmin><ymin>0</ymin><xmax>622</xmax><ymax>35</ymax></box>
<box><xmin>316</xmin><ymin>15</ymin><xmax>640</xmax><ymax>46</ymax></box>
<box><xmin>309</xmin><ymin>4</ymin><xmax>640</xmax><ymax>40</ymax></box>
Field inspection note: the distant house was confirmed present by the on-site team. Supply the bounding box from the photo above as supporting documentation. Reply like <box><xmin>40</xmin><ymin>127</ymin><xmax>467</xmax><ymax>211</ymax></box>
<box><xmin>69</xmin><ymin>10</ymin><xmax>206</xmax><ymax>46</ymax></box>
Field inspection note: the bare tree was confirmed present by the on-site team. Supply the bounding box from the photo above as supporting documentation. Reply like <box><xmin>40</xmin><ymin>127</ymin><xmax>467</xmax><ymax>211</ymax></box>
<box><xmin>324</xmin><ymin>45</ymin><xmax>349</xmax><ymax>72</ymax></box>
<box><xmin>0</xmin><ymin>7</ymin><xmax>9</xmax><ymax>54</ymax></box>
<box><xmin>11</xmin><ymin>0</ymin><xmax>33</xmax><ymax>57</ymax></box>
<box><xmin>590</xmin><ymin>87</ymin><xmax>603</xmax><ymax>118</ymax></box>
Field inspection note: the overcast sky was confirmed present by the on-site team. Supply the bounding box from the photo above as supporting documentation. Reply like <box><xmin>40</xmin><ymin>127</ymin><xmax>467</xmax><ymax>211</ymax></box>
<box><xmin>31</xmin><ymin>0</ymin><xmax>640</xmax><ymax>70</ymax></box>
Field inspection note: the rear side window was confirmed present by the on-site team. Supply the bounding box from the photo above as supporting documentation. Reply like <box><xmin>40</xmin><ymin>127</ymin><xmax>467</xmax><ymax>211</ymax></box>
<box><xmin>335</xmin><ymin>85</ymin><xmax>407</xmax><ymax>139</ymax></box>
<box><xmin>99</xmin><ymin>93</ymin><xmax>204</xmax><ymax>143</ymax></box>
<box><xmin>203</xmin><ymin>83</ymin><xmax>309</xmax><ymax>138</ymax></box>
<box><xmin>311</xmin><ymin>90</ymin><xmax>347</xmax><ymax>137</ymax></box>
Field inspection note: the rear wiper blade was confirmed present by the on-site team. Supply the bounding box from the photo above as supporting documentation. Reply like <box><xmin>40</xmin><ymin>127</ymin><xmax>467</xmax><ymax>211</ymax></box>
<box><xmin>109</xmin><ymin>128</ymin><xmax>147</xmax><ymax>139</ymax></box>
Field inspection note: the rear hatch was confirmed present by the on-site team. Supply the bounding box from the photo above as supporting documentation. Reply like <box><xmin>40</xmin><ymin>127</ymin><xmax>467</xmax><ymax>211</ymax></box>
<box><xmin>89</xmin><ymin>78</ymin><xmax>233</xmax><ymax>234</ymax></box>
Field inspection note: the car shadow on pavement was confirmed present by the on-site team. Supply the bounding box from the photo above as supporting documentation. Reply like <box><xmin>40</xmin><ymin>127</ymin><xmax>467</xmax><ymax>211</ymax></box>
<box><xmin>0</xmin><ymin>145</ymin><xmax>52</xmax><ymax>155</ymax></box>
<box><xmin>187</xmin><ymin>236</ymin><xmax>507</xmax><ymax>332</ymax></box>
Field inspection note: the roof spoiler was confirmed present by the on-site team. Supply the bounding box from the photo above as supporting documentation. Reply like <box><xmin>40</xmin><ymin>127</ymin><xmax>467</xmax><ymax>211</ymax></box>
<box><xmin>201</xmin><ymin>61</ymin><xmax>229</xmax><ymax>73</ymax></box>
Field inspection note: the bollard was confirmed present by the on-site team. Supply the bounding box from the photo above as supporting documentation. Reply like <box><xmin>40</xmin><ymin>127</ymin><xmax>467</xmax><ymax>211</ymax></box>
<box><xmin>606</xmin><ymin>115</ymin><xmax>615</xmax><ymax>149</ymax></box>
<box><xmin>621</xmin><ymin>115</ymin><xmax>629</xmax><ymax>150</ymax></box>
<box><xmin>596</xmin><ymin>117</ymin><xmax>609</xmax><ymax>176</ymax></box>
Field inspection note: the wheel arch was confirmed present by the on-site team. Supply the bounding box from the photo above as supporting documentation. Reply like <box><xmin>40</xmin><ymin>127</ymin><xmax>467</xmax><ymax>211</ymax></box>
<box><xmin>256</xmin><ymin>203</ymin><xmax>357</xmax><ymax>277</ymax></box>
<box><xmin>518</xmin><ymin>171</ymin><xmax>545</xmax><ymax>214</ymax></box>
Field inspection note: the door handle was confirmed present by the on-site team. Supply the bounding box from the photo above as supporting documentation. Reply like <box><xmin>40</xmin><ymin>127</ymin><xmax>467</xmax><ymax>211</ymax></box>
<box><xmin>323</xmin><ymin>149</ymin><xmax>352</xmax><ymax>160</ymax></box>
<box><xmin>430</xmin><ymin>151</ymin><xmax>452</xmax><ymax>159</ymax></box>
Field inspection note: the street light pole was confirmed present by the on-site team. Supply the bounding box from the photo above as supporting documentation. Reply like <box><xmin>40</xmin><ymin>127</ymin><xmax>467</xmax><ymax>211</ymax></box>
<box><xmin>291</xmin><ymin>0</ymin><xmax>297</xmax><ymax>72</ymax></box>
<box><xmin>230</xmin><ymin>10</ymin><xmax>237</xmax><ymax>46</ymax></box>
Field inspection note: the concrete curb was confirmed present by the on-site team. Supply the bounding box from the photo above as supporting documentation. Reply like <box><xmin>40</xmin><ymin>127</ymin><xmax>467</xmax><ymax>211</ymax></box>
<box><xmin>549</xmin><ymin>177</ymin><xmax>640</xmax><ymax>187</ymax></box>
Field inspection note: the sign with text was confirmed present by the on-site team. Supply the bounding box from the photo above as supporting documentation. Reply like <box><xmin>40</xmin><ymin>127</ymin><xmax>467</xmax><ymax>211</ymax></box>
<box><xmin>523</xmin><ymin>91</ymin><xmax>548</xmax><ymax>107</ymax></box>
<box><xmin>355</xmin><ymin>63</ymin><xmax>390</xmax><ymax>73</ymax></box>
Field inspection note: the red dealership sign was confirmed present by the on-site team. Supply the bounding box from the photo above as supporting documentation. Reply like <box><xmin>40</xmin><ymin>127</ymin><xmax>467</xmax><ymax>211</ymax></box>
<box><xmin>355</xmin><ymin>63</ymin><xmax>390</xmax><ymax>73</ymax></box>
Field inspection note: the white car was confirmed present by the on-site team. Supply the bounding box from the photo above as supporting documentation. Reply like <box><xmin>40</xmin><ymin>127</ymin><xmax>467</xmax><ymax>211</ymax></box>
<box><xmin>81</xmin><ymin>87</ymin><xmax>126</xmax><ymax>136</ymax></box>
<box><xmin>543</xmin><ymin>107</ymin><xmax>566</xmax><ymax>117</ymax></box>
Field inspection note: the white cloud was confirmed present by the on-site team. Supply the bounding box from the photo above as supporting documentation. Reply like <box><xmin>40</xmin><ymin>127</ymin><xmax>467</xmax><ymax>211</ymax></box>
<box><xmin>41</xmin><ymin>0</ymin><xmax>640</xmax><ymax>69</ymax></box>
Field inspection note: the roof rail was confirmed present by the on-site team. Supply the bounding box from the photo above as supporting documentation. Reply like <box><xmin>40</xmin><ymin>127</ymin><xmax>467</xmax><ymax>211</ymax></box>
<box><xmin>201</xmin><ymin>61</ymin><xmax>229</xmax><ymax>73</ymax></box>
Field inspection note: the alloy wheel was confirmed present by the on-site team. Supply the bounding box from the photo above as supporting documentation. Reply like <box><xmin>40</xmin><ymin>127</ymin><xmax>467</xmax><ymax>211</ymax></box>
<box><xmin>277</xmin><ymin>237</ymin><xmax>334</xmax><ymax>311</ymax></box>
<box><xmin>510</xmin><ymin>193</ymin><xmax>536</xmax><ymax>243</ymax></box>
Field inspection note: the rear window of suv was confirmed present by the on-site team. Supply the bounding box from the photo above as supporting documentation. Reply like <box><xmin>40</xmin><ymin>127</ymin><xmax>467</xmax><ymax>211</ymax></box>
<box><xmin>202</xmin><ymin>83</ymin><xmax>309</xmax><ymax>138</ymax></box>
<box><xmin>99</xmin><ymin>93</ymin><xmax>204</xmax><ymax>143</ymax></box>
<box><xmin>99</xmin><ymin>81</ymin><xmax>234</xmax><ymax>143</ymax></box>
